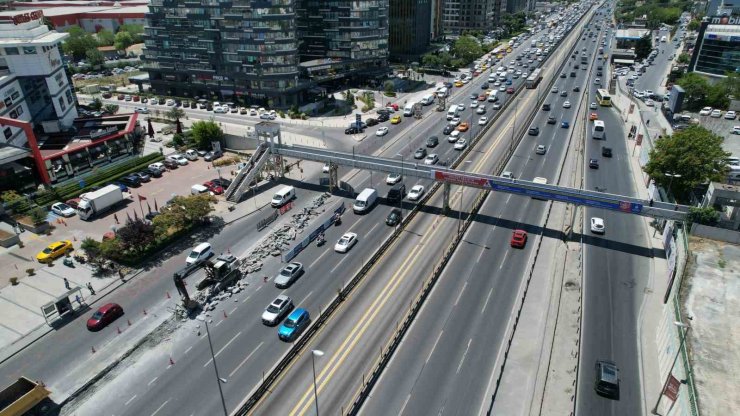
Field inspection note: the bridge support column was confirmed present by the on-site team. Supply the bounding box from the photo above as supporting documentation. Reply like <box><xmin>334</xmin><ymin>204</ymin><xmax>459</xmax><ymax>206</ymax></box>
<box><xmin>443</xmin><ymin>182</ymin><xmax>451</xmax><ymax>214</ymax></box>
<box><xmin>329</xmin><ymin>163</ymin><xmax>338</xmax><ymax>193</ymax></box>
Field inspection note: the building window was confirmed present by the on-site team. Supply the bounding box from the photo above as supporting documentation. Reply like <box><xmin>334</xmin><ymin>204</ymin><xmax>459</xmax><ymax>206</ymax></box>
<box><xmin>10</xmin><ymin>91</ymin><xmax>19</xmax><ymax>101</ymax></box>
<box><xmin>59</xmin><ymin>97</ymin><xmax>66</xmax><ymax>112</ymax></box>
<box><xmin>22</xmin><ymin>47</ymin><xmax>37</xmax><ymax>55</ymax></box>
<box><xmin>55</xmin><ymin>72</ymin><xmax>64</xmax><ymax>87</ymax></box>
<box><xmin>3</xmin><ymin>127</ymin><xmax>11</xmax><ymax>139</ymax></box>
<box><xmin>5</xmin><ymin>47</ymin><xmax>19</xmax><ymax>55</ymax></box>
<box><xmin>66</xmin><ymin>89</ymin><xmax>74</xmax><ymax>105</ymax></box>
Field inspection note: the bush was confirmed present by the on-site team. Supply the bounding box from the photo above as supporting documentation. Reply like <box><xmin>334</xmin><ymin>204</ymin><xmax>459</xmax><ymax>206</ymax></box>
<box><xmin>688</xmin><ymin>207</ymin><xmax>720</xmax><ymax>226</ymax></box>
<box><xmin>29</xmin><ymin>207</ymin><xmax>47</xmax><ymax>225</ymax></box>
<box><xmin>212</xmin><ymin>155</ymin><xmax>241</xmax><ymax>167</ymax></box>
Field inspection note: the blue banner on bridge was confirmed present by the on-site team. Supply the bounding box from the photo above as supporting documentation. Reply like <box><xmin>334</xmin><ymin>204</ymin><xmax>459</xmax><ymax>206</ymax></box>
<box><xmin>489</xmin><ymin>181</ymin><xmax>643</xmax><ymax>213</ymax></box>
<box><xmin>282</xmin><ymin>203</ymin><xmax>346</xmax><ymax>263</ymax></box>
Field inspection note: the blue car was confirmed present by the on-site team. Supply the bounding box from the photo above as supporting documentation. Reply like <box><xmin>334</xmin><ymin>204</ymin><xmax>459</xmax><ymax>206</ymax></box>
<box><xmin>561</xmin><ymin>121</ymin><xmax>570</xmax><ymax>128</ymax></box>
<box><xmin>278</xmin><ymin>308</ymin><xmax>310</xmax><ymax>342</ymax></box>
<box><xmin>505</xmin><ymin>79</ymin><xmax>513</xmax><ymax>85</ymax></box>
<box><xmin>110</xmin><ymin>182</ymin><xmax>129</xmax><ymax>192</ymax></box>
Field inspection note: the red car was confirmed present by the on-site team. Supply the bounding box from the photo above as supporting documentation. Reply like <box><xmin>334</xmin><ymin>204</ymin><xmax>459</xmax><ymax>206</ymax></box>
<box><xmin>117</xmin><ymin>94</ymin><xmax>124</xmax><ymax>100</ymax></box>
<box><xmin>87</xmin><ymin>303</ymin><xmax>124</xmax><ymax>331</ymax></box>
<box><xmin>506</xmin><ymin>87</ymin><xmax>515</xmax><ymax>94</ymax></box>
<box><xmin>510</xmin><ymin>229</ymin><xmax>528</xmax><ymax>248</ymax></box>
<box><xmin>389</xmin><ymin>103</ymin><xmax>399</xmax><ymax>111</ymax></box>
<box><xmin>203</xmin><ymin>181</ymin><xmax>224</xmax><ymax>195</ymax></box>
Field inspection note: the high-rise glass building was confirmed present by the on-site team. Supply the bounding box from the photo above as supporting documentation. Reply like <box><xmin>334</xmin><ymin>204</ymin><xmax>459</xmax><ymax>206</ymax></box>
<box><xmin>442</xmin><ymin>0</ymin><xmax>497</xmax><ymax>35</ymax></box>
<box><xmin>389</xmin><ymin>0</ymin><xmax>431</xmax><ymax>59</ymax></box>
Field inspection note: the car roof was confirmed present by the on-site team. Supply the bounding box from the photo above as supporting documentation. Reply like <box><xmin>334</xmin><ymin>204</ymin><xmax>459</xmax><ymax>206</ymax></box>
<box><xmin>273</xmin><ymin>295</ymin><xmax>290</xmax><ymax>305</ymax></box>
<box><xmin>98</xmin><ymin>302</ymin><xmax>120</xmax><ymax>312</ymax></box>
<box><xmin>49</xmin><ymin>240</ymin><xmax>68</xmax><ymax>248</ymax></box>
<box><xmin>287</xmin><ymin>308</ymin><xmax>307</xmax><ymax>320</ymax></box>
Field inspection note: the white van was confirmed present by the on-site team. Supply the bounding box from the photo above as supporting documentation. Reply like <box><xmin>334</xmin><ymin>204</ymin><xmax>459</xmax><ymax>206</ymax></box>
<box><xmin>353</xmin><ymin>188</ymin><xmax>378</xmax><ymax>214</ymax></box>
<box><xmin>592</xmin><ymin>120</ymin><xmax>605</xmax><ymax>139</ymax></box>
<box><xmin>487</xmin><ymin>90</ymin><xmax>499</xmax><ymax>102</ymax></box>
<box><xmin>403</xmin><ymin>102</ymin><xmax>415</xmax><ymax>116</ymax></box>
<box><xmin>186</xmin><ymin>242</ymin><xmax>213</xmax><ymax>266</ymax></box>
<box><xmin>447</xmin><ymin>104</ymin><xmax>460</xmax><ymax>120</ymax></box>
<box><xmin>185</xmin><ymin>149</ymin><xmax>199</xmax><ymax>161</ymax></box>
<box><xmin>271</xmin><ymin>186</ymin><xmax>295</xmax><ymax>207</ymax></box>
<box><xmin>421</xmin><ymin>94</ymin><xmax>435</xmax><ymax>106</ymax></box>
<box><xmin>191</xmin><ymin>184</ymin><xmax>209</xmax><ymax>195</ymax></box>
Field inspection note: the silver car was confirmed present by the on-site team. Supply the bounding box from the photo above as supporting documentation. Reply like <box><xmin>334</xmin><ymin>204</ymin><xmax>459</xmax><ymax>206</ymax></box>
<box><xmin>274</xmin><ymin>262</ymin><xmax>304</xmax><ymax>288</ymax></box>
<box><xmin>262</xmin><ymin>295</ymin><xmax>294</xmax><ymax>326</ymax></box>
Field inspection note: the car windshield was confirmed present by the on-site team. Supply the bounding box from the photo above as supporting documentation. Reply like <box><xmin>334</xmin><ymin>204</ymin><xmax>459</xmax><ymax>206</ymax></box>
<box><xmin>56</xmin><ymin>203</ymin><xmax>70</xmax><ymax>210</ymax></box>
<box><xmin>42</xmin><ymin>247</ymin><xmax>54</xmax><ymax>254</ymax></box>
<box><xmin>283</xmin><ymin>319</ymin><xmax>297</xmax><ymax>328</ymax></box>
<box><xmin>92</xmin><ymin>311</ymin><xmax>104</xmax><ymax>320</ymax></box>
<box><xmin>267</xmin><ymin>304</ymin><xmax>281</xmax><ymax>313</ymax></box>
<box><xmin>280</xmin><ymin>268</ymin><xmax>292</xmax><ymax>277</ymax></box>
<box><xmin>339</xmin><ymin>237</ymin><xmax>350</xmax><ymax>244</ymax></box>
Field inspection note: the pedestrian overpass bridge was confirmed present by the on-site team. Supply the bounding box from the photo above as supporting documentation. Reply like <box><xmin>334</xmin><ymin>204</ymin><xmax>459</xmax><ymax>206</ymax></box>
<box><xmin>224</xmin><ymin>123</ymin><xmax>688</xmax><ymax>222</ymax></box>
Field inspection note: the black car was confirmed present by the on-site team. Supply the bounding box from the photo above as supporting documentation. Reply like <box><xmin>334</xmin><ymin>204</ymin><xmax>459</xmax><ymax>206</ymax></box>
<box><xmin>211</xmin><ymin>178</ymin><xmax>232</xmax><ymax>188</ymax></box>
<box><xmin>386</xmin><ymin>208</ymin><xmax>403</xmax><ymax>226</ymax></box>
<box><xmin>144</xmin><ymin>167</ymin><xmax>163</xmax><ymax>178</ymax></box>
<box><xmin>528</xmin><ymin>126</ymin><xmax>540</xmax><ymax>136</ymax></box>
<box><xmin>542</xmin><ymin>103</ymin><xmax>551</xmax><ymax>111</ymax></box>
<box><xmin>345</xmin><ymin>127</ymin><xmax>363</xmax><ymax>134</ymax></box>
<box><xmin>573</xmin><ymin>86</ymin><xmax>580</xmax><ymax>92</ymax></box>
<box><xmin>547</xmin><ymin>116</ymin><xmax>556</xmax><ymax>124</ymax></box>
<box><xmin>413</xmin><ymin>147</ymin><xmax>427</xmax><ymax>159</ymax></box>
<box><xmin>481</xmin><ymin>83</ymin><xmax>489</xmax><ymax>89</ymax></box>
<box><xmin>365</xmin><ymin>118</ymin><xmax>378</xmax><ymax>127</ymax></box>
<box><xmin>443</xmin><ymin>125</ymin><xmax>455</xmax><ymax>135</ymax></box>
<box><xmin>134</xmin><ymin>171</ymin><xmax>151</xmax><ymax>182</ymax></box>
<box><xmin>426</xmin><ymin>136</ymin><xmax>439</xmax><ymax>147</ymax></box>
<box><xmin>560</xmin><ymin>73</ymin><xmax>566</xmax><ymax>78</ymax></box>
<box><xmin>574</xmin><ymin>64</ymin><xmax>580</xmax><ymax>69</ymax></box>
<box><xmin>119</xmin><ymin>175</ymin><xmax>142</xmax><ymax>187</ymax></box>
<box><xmin>589</xmin><ymin>159</ymin><xmax>599</xmax><ymax>169</ymax></box>
<box><xmin>596</xmin><ymin>71</ymin><xmax>602</xmax><ymax>76</ymax></box>
<box><xmin>377</xmin><ymin>114</ymin><xmax>390</xmax><ymax>122</ymax></box>
<box><xmin>601</xmin><ymin>147</ymin><xmax>612</xmax><ymax>157</ymax></box>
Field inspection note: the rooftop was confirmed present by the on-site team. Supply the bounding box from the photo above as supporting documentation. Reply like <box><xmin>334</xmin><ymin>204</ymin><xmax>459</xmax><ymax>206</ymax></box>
<box><xmin>36</xmin><ymin>114</ymin><xmax>138</xmax><ymax>159</ymax></box>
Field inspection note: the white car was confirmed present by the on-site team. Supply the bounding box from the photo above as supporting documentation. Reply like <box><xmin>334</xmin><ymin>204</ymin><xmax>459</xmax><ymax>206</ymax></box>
<box><xmin>478</xmin><ymin>116</ymin><xmax>489</xmax><ymax>125</ymax></box>
<box><xmin>470</xmin><ymin>102</ymin><xmax>478</xmax><ymax>108</ymax></box>
<box><xmin>261</xmin><ymin>295</ymin><xmax>294</xmax><ymax>326</ymax></box>
<box><xmin>590</xmin><ymin>102</ymin><xmax>598</xmax><ymax>110</ymax></box>
<box><xmin>322</xmin><ymin>163</ymin><xmax>330</xmax><ymax>173</ymax></box>
<box><xmin>453</xmin><ymin>138</ymin><xmax>467</xmax><ymax>150</ymax></box>
<box><xmin>493</xmin><ymin>103</ymin><xmax>502</xmax><ymax>110</ymax></box>
<box><xmin>733</xmin><ymin>126</ymin><xmax>740</xmax><ymax>135</ymax></box>
<box><xmin>551</xmin><ymin>87</ymin><xmax>559</xmax><ymax>94</ymax></box>
<box><xmin>424</xmin><ymin>154</ymin><xmax>439</xmax><ymax>165</ymax></box>
<box><xmin>447</xmin><ymin>130</ymin><xmax>461</xmax><ymax>142</ymax></box>
<box><xmin>51</xmin><ymin>202</ymin><xmax>76</xmax><ymax>217</ymax></box>
<box><xmin>376</xmin><ymin>127</ymin><xmax>389</xmax><ymax>136</ymax></box>
<box><xmin>535</xmin><ymin>144</ymin><xmax>546</xmax><ymax>155</ymax></box>
<box><xmin>214</xmin><ymin>106</ymin><xmax>228</xmax><ymax>113</ymax></box>
<box><xmin>710</xmin><ymin>109</ymin><xmax>722</xmax><ymax>118</ymax></box>
<box><xmin>273</xmin><ymin>262</ymin><xmax>304</xmax><ymax>288</ymax></box>
<box><xmin>386</xmin><ymin>172</ymin><xmax>402</xmax><ymax>185</ymax></box>
<box><xmin>134</xmin><ymin>107</ymin><xmax>149</xmax><ymax>114</ymax></box>
<box><xmin>724</xmin><ymin>110</ymin><xmax>736</xmax><ymax>120</ymax></box>
<box><xmin>594</xmin><ymin>78</ymin><xmax>601</xmax><ymax>85</ymax></box>
<box><xmin>449</xmin><ymin>117</ymin><xmax>461</xmax><ymax>127</ymax></box>
<box><xmin>168</xmin><ymin>154</ymin><xmax>189</xmax><ymax>166</ymax></box>
<box><xmin>407</xmin><ymin>185</ymin><xmax>425</xmax><ymax>201</ymax></box>
<box><xmin>499</xmin><ymin>86</ymin><xmax>506</xmax><ymax>92</ymax></box>
<box><xmin>590</xmin><ymin>217</ymin><xmax>605</xmax><ymax>234</ymax></box>
<box><xmin>335</xmin><ymin>232</ymin><xmax>358</xmax><ymax>253</ymax></box>
<box><xmin>476</xmin><ymin>106</ymin><xmax>486</xmax><ymax>114</ymax></box>
<box><xmin>563</xmin><ymin>101</ymin><xmax>571</xmax><ymax>108</ymax></box>
<box><xmin>501</xmin><ymin>171</ymin><xmax>514</xmax><ymax>179</ymax></box>
<box><xmin>166</xmin><ymin>99</ymin><xmax>175</xmax><ymax>106</ymax></box>
<box><xmin>645</xmin><ymin>99</ymin><xmax>655</xmax><ymax>107</ymax></box>
<box><xmin>699</xmin><ymin>107</ymin><xmax>713</xmax><ymax>116</ymax></box>
<box><xmin>457</xmin><ymin>103</ymin><xmax>466</xmax><ymax>110</ymax></box>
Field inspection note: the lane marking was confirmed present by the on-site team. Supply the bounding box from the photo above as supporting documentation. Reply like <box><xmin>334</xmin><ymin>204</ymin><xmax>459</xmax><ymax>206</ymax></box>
<box><xmin>399</xmin><ymin>393</ymin><xmax>412</xmax><ymax>416</ymax></box>
<box><xmin>124</xmin><ymin>395</ymin><xmax>137</xmax><ymax>406</ymax></box>
<box><xmin>242</xmin><ymin>295</ymin><xmax>251</xmax><ymax>303</ymax></box>
<box><xmin>481</xmin><ymin>288</ymin><xmax>494</xmax><ymax>315</ymax></box>
<box><xmin>230</xmin><ymin>307</ymin><xmax>238</xmax><ymax>315</ymax></box>
<box><xmin>299</xmin><ymin>291</ymin><xmax>313</xmax><ymax>306</ymax></box>
<box><xmin>499</xmin><ymin>251</ymin><xmax>509</xmax><ymax>269</ymax></box>
<box><xmin>426</xmin><ymin>330</ymin><xmax>444</xmax><ymax>364</ymax></box>
<box><xmin>453</xmin><ymin>281</ymin><xmax>467</xmax><ymax>306</ymax></box>
<box><xmin>228</xmin><ymin>341</ymin><xmax>264</xmax><ymax>378</ymax></box>
<box><xmin>203</xmin><ymin>331</ymin><xmax>242</xmax><ymax>367</ymax></box>
<box><xmin>308</xmin><ymin>249</ymin><xmax>330</xmax><ymax>270</ymax></box>
<box><xmin>184</xmin><ymin>346</ymin><xmax>193</xmax><ymax>355</ymax></box>
<box><xmin>456</xmin><ymin>338</ymin><xmax>473</xmax><ymax>374</ymax></box>
<box><xmin>150</xmin><ymin>399</ymin><xmax>170</xmax><ymax>416</ymax></box>
<box><xmin>148</xmin><ymin>377</ymin><xmax>158</xmax><ymax>386</ymax></box>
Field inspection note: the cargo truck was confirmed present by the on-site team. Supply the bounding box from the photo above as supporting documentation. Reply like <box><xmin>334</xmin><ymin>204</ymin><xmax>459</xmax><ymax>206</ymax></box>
<box><xmin>77</xmin><ymin>184</ymin><xmax>124</xmax><ymax>220</ymax></box>
<box><xmin>0</xmin><ymin>377</ymin><xmax>52</xmax><ymax>416</ymax></box>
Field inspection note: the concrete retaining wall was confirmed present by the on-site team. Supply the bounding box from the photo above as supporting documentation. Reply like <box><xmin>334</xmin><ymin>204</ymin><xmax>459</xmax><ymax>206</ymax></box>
<box><xmin>691</xmin><ymin>223</ymin><xmax>740</xmax><ymax>244</ymax></box>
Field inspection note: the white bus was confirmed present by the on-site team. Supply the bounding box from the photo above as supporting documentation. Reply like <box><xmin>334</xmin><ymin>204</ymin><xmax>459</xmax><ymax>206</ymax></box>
<box><xmin>592</xmin><ymin>120</ymin><xmax>605</xmax><ymax>139</ymax></box>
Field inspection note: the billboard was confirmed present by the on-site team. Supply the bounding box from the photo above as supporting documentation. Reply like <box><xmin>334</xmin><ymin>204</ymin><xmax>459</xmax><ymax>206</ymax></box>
<box><xmin>488</xmin><ymin>181</ymin><xmax>643</xmax><ymax>213</ymax></box>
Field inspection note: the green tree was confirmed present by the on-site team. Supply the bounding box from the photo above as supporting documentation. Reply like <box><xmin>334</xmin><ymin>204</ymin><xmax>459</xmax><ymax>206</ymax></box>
<box><xmin>687</xmin><ymin>19</ymin><xmax>700</xmax><ymax>31</ymax></box>
<box><xmin>634</xmin><ymin>34</ymin><xmax>653</xmax><ymax>60</ymax></box>
<box><xmin>114</xmin><ymin>31</ymin><xmax>134</xmax><ymax>51</ymax></box>
<box><xmin>80</xmin><ymin>237</ymin><xmax>104</xmax><ymax>267</ymax></box>
<box><xmin>705</xmin><ymin>84</ymin><xmax>730</xmax><ymax>109</ymax></box>
<box><xmin>422</xmin><ymin>53</ymin><xmax>441</xmax><ymax>68</ymax></box>
<box><xmin>103</xmin><ymin>104</ymin><xmax>119</xmax><ymax>114</ymax></box>
<box><xmin>96</xmin><ymin>29</ymin><xmax>115</xmax><ymax>46</ymax></box>
<box><xmin>85</xmin><ymin>48</ymin><xmax>105</xmax><ymax>67</ymax></box>
<box><xmin>190</xmin><ymin>120</ymin><xmax>224</xmax><ymax>150</ymax></box>
<box><xmin>165</xmin><ymin>107</ymin><xmax>186</xmax><ymax>123</ymax></box>
<box><xmin>116</xmin><ymin>218</ymin><xmax>155</xmax><ymax>254</ymax></box>
<box><xmin>687</xmin><ymin>206</ymin><xmax>720</xmax><ymax>226</ymax></box>
<box><xmin>63</xmin><ymin>27</ymin><xmax>98</xmax><ymax>60</ymax></box>
<box><xmin>676</xmin><ymin>73</ymin><xmax>709</xmax><ymax>111</ymax></box>
<box><xmin>644</xmin><ymin>126</ymin><xmax>730</xmax><ymax>201</ymax></box>
<box><xmin>676</xmin><ymin>53</ymin><xmax>690</xmax><ymax>64</ymax></box>
<box><xmin>153</xmin><ymin>194</ymin><xmax>215</xmax><ymax>236</ymax></box>
<box><xmin>721</xmin><ymin>72</ymin><xmax>740</xmax><ymax>99</ymax></box>
<box><xmin>90</xmin><ymin>98</ymin><xmax>103</xmax><ymax>111</ymax></box>
<box><xmin>345</xmin><ymin>90</ymin><xmax>355</xmax><ymax>107</ymax></box>
<box><xmin>452</xmin><ymin>36</ymin><xmax>483</xmax><ymax>65</ymax></box>
<box><xmin>118</xmin><ymin>24</ymin><xmax>144</xmax><ymax>43</ymax></box>
<box><xmin>383</xmin><ymin>80</ymin><xmax>395</xmax><ymax>95</ymax></box>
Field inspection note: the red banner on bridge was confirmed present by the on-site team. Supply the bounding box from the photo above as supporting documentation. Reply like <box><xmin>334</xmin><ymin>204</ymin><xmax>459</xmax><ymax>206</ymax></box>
<box><xmin>433</xmin><ymin>170</ymin><xmax>489</xmax><ymax>188</ymax></box>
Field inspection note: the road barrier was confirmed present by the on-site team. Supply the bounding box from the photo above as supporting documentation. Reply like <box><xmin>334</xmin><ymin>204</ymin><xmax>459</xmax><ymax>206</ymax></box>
<box><xmin>255</xmin><ymin>210</ymin><xmax>279</xmax><ymax>232</ymax></box>
<box><xmin>281</xmin><ymin>203</ymin><xmax>345</xmax><ymax>262</ymax></box>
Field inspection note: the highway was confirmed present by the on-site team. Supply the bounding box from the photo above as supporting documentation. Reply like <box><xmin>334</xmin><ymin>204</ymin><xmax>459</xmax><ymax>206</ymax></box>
<box><xmin>252</xmin><ymin>3</ymin><xmax>598</xmax><ymax>415</ymax></box>
<box><xmin>576</xmin><ymin>8</ymin><xmax>666</xmax><ymax>416</ymax></box>
<box><xmin>48</xmin><ymin>11</ymin><xmax>557</xmax><ymax>415</ymax></box>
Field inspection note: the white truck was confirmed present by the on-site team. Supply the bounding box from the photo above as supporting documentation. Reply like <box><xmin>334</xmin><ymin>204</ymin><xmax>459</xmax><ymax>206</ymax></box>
<box><xmin>447</xmin><ymin>104</ymin><xmax>460</xmax><ymax>120</ymax></box>
<box><xmin>403</xmin><ymin>102</ymin><xmax>416</xmax><ymax>116</ymax></box>
<box><xmin>77</xmin><ymin>184</ymin><xmax>124</xmax><ymax>220</ymax></box>
<box><xmin>421</xmin><ymin>94</ymin><xmax>435</xmax><ymax>106</ymax></box>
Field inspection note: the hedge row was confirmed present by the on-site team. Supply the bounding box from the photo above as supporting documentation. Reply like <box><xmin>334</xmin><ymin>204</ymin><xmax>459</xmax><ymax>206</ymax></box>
<box><xmin>35</xmin><ymin>153</ymin><xmax>164</xmax><ymax>208</ymax></box>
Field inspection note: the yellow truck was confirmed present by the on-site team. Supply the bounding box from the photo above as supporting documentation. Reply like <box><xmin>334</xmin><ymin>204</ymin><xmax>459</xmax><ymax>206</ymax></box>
<box><xmin>0</xmin><ymin>377</ymin><xmax>51</xmax><ymax>416</ymax></box>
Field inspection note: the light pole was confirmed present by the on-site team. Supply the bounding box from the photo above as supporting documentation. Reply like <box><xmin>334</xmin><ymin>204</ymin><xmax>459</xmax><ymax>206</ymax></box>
<box><xmin>311</xmin><ymin>350</ymin><xmax>324</xmax><ymax>416</ymax></box>
<box><xmin>652</xmin><ymin>321</ymin><xmax>691</xmax><ymax>414</ymax></box>
<box><xmin>457</xmin><ymin>161</ymin><xmax>473</xmax><ymax>234</ymax></box>
<box><xmin>204</xmin><ymin>321</ymin><xmax>228</xmax><ymax>416</ymax></box>
<box><xmin>396</xmin><ymin>153</ymin><xmax>405</xmax><ymax>215</ymax></box>
<box><xmin>664</xmin><ymin>172</ymin><xmax>682</xmax><ymax>201</ymax></box>
<box><xmin>510</xmin><ymin>97</ymin><xmax>520</xmax><ymax>153</ymax></box>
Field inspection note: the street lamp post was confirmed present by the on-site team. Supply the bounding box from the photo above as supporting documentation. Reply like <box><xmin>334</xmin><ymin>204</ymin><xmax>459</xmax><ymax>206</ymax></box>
<box><xmin>457</xmin><ymin>160</ymin><xmax>473</xmax><ymax>234</ymax></box>
<box><xmin>311</xmin><ymin>350</ymin><xmax>324</xmax><ymax>416</ymax></box>
<box><xmin>652</xmin><ymin>321</ymin><xmax>691</xmax><ymax>414</ymax></box>
<box><xmin>665</xmin><ymin>172</ymin><xmax>682</xmax><ymax>201</ymax></box>
<box><xmin>396</xmin><ymin>153</ymin><xmax>404</xmax><ymax>215</ymax></box>
<box><xmin>204</xmin><ymin>321</ymin><xmax>228</xmax><ymax>416</ymax></box>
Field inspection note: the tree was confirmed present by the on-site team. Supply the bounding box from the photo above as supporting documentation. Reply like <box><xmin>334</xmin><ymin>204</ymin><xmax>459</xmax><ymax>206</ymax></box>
<box><xmin>85</xmin><ymin>48</ymin><xmax>105</xmax><ymax>67</ymax></box>
<box><xmin>118</xmin><ymin>24</ymin><xmax>144</xmax><ymax>43</ymax></box>
<box><xmin>721</xmin><ymin>72</ymin><xmax>740</xmax><ymax>99</ymax></box>
<box><xmin>90</xmin><ymin>98</ymin><xmax>103</xmax><ymax>111</ymax></box>
<box><xmin>165</xmin><ymin>107</ymin><xmax>186</xmax><ymax>123</ymax></box>
<box><xmin>705</xmin><ymin>84</ymin><xmax>730</xmax><ymax>109</ymax></box>
<box><xmin>80</xmin><ymin>237</ymin><xmax>105</xmax><ymax>268</ymax></box>
<box><xmin>644</xmin><ymin>126</ymin><xmax>730</xmax><ymax>201</ymax></box>
<box><xmin>383</xmin><ymin>80</ymin><xmax>395</xmax><ymax>96</ymax></box>
<box><xmin>116</xmin><ymin>218</ymin><xmax>155</xmax><ymax>254</ymax></box>
<box><xmin>452</xmin><ymin>36</ymin><xmax>482</xmax><ymax>64</ymax></box>
<box><xmin>634</xmin><ymin>34</ymin><xmax>653</xmax><ymax>60</ymax></box>
<box><xmin>96</xmin><ymin>29</ymin><xmax>115</xmax><ymax>46</ymax></box>
<box><xmin>687</xmin><ymin>19</ymin><xmax>700</xmax><ymax>31</ymax></box>
<box><xmin>153</xmin><ymin>194</ymin><xmax>215</xmax><ymax>237</ymax></box>
<box><xmin>422</xmin><ymin>53</ymin><xmax>441</xmax><ymax>68</ymax></box>
<box><xmin>190</xmin><ymin>120</ymin><xmax>224</xmax><ymax>150</ymax></box>
<box><xmin>676</xmin><ymin>53</ymin><xmax>690</xmax><ymax>64</ymax></box>
<box><xmin>676</xmin><ymin>73</ymin><xmax>709</xmax><ymax>111</ymax></box>
<box><xmin>63</xmin><ymin>27</ymin><xmax>98</xmax><ymax>60</ymax></box>
<box><xmin>114</xmin><ymin>31</ymin><xmax>134</xmax><ymax>51</ymax></box>
<box><xmin>103</xmin><ymin>104</ymin><xmax>119</xmax><ymax>114</ymax></box>
<box><xmin>687</xmin><ymin>207</ymin><xmax>720</xmax><ymax>226</ymax></box>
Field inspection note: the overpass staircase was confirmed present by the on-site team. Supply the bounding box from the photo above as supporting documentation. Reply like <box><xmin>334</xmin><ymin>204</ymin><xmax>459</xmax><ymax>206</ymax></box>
<box><xmin>225</xmin><ymin>142</ymin><xmax>270</xmax><ymax>203</ymax></box>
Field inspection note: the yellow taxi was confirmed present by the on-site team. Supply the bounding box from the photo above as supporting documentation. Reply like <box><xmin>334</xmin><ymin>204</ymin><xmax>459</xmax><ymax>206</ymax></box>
<box><xmin>390</xmin><ymin>115</ymin><xmax>402</xmax><ymax>124</ymax></box>
<box><xmin>37</xmin><ymin>240</ymin><xmax>73</xmax><ymax>263</ymax></box>
<box><xmin>457</xmin><ymin>122</ymin><xmax>469</xmax><ymax>132</ymax></box>
<box><xmin>454</xmin><ymin>80</ymin><xmax>464</xmax><ymax>87</ymax></box>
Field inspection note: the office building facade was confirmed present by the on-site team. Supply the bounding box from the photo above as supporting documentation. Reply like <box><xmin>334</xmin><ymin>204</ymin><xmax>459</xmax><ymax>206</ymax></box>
<box><xmin>689</xmin><ymin>17</ymin><xmax>740</xmax><ymax>78</ymax></box>
<box><xmin>442</xmin><ymin>0</ymin><xmax>496</xmax><ymax>34</ymax></box>
<box><xmin>389</xmin><ymin>0</ymin><xmax>431</xmax><ymax>59</ymax></box>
